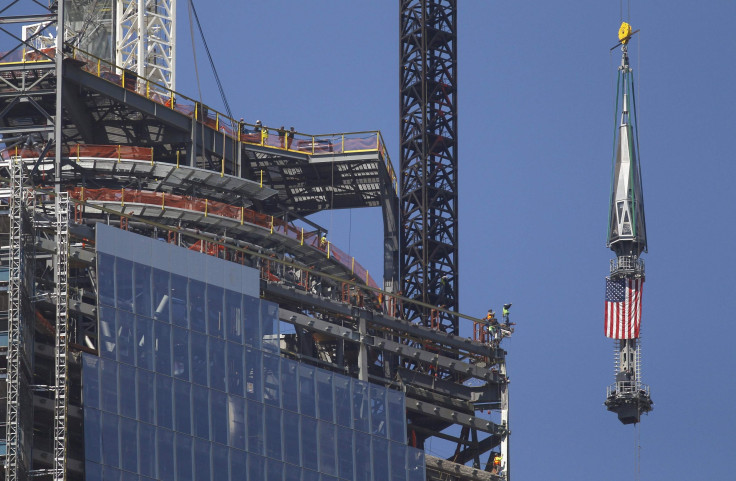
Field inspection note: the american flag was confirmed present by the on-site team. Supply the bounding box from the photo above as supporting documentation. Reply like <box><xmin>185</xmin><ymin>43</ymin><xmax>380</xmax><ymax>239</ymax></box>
<box><xmin>605</xmin><ymin>277</ymin><xmax>643</xmax><ymax>339</ymax></box>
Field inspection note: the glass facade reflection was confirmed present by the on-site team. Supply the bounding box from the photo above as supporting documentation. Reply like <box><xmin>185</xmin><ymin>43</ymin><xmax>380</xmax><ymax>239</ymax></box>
<box><xmin>84</xmin><ymin>225</ymin><xmax>425</xmax><ymax>480</ymax></box>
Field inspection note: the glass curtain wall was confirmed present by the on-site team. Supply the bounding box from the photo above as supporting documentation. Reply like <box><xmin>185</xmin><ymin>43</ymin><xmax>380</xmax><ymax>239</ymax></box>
<box><xmin>84</xmin><ymin>225</ymin><xmax>425</xmax><ymax>481</ymax></box>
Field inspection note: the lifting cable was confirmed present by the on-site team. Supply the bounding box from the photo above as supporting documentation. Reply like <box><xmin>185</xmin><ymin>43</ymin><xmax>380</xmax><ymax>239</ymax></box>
<box><xmin>187</xmin><ymin>0</ymin><xmax>234</xmax><ymax>121</ymax></box>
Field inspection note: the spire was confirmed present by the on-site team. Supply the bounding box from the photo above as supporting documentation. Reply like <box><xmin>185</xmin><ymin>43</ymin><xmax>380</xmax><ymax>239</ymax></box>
<box><xmin>607</xmin><ymin>34</ymin><xmax>647</xmax><ymax>257</ymax></box>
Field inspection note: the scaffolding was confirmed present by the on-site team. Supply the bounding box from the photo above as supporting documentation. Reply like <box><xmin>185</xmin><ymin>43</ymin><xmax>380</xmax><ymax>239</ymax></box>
<box><xmin>6</xmin><ymin>158</ymin><xmax>24</xmax><ymax>481</ymax></box>
<box><xmin>53</xmin><ymin>192</ymin><xmax>70</xmax><ymax>481</ymax></box>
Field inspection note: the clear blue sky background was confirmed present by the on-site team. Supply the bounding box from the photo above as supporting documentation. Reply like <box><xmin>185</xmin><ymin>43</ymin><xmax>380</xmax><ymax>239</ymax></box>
<box><xmin>174</xmin><ymin>2</ymin><xmax>736</xmax><ymax>480</ymax></box>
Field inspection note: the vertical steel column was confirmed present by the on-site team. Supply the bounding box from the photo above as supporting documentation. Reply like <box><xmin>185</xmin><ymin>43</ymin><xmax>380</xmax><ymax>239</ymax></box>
<box><xmin>6</xmin><ymin>159</ymin><xmax>24</xmax><ymax>481</ymax></box>
<box><xmin>53</xmin><ymin>192</ymin><xmax>70</xmax><ymax>481</ymax></box>
<box><xmin>399</xmin><ymin>0</ymin><xmax>459</xmax><ymax>334</ymax></box>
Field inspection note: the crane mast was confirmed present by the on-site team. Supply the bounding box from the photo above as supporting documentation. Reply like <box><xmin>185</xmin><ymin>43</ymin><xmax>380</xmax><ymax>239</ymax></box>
<box><xmin>399</xmin><ymin>0</ymin><xmax>459</xmax><ymax>334</ymax></box>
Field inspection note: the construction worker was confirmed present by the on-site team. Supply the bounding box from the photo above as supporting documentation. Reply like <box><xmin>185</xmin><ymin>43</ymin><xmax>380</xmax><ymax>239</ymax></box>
<box><xmin>319</xmin><ymin>235</ymin><xmax>328</xmax><ymax>250</ymax></box>
<box><xmin>436</xmin><ymin>275</ymin><xmax>450</xmax><ymax>307</ymax></box>
<box><xmin>492</xmin><ymin>453</ymin><xmax>503</xmax><ymax>474</ymax></box>
<box><xmin>278</xmin><ymin>125</ymin><xmax>286</xmax><ymax>148</ymax></box>
<box><xmin>486</xmin><ymin>309</ymin><xmax>498</xmax><ymax>344</ymax></box>
<box><xmin>502</xmin><ymin>303</ymin><xmax>512</xmax><ymax>325</ymax></box>
<box><xmin>287</xmin><ymin>126</ymin><xmax>296</xmax><ymax>149</ymax></box>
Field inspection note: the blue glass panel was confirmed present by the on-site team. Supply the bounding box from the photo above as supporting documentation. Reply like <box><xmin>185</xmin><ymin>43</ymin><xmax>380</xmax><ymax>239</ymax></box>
<box><xmin>227</xmin><ymin>394</ymin><xmax>245</xmax><ymax>450</ymax></box>
<box><xmin>226</xmin><ymin>342</ymin><xmax>244</xmax><ymax>396</ymax></box>
<box><xmin>246</xmin><ymin>400</ymin><xmax>264</xmax><ymax>455</ymax></box>
<box><xmin>99</xmin><ymin>305</ymin><xmax>116</xmax><ymax>359</ymax></box>
<box><xmin>281</xmin><ymin>359</ymin><xmax>299</xmax><ymax>413</ymax></box>
<box><xmin>407</xmin><ymin>447</ymin><xmax>425</xmax><ymax>481</ymax></box>
<box><xmin>138</xmin><ymin>422</ymin><xmax>156</xmax><ymax>478</ymax></box>
<box><xmin>193</xmin><ymin>438</ymin><xmax>211</xmax><ymax>480</ymax></box>
<box><xmin>188</xmin><ymin>279</ymin><xmax>206</xmax><ymax>333</ymax></box>
<box><xmin>300</xmin><ymin>416</ymin><xmax>318</xmax><ymax>471</ymax></box>
<box><xmin>135</xmin><ymin>315</ymin><xmax>154</xmax><ymax>371</ymax></box>
<box><xmin>175</xmin><ymin>433</ymin><xmax>193</xmax><ymax>481</ymax></box>
<box><xmin>100</xmin><ymin>412</ymin><xmax>120</xmax><ymax>468</ymax></box>
<box><xmin>116</xmin><ymin>309</ymin><xmax>135</xmax><ymax>365</ymax></box>
<box><xmin>156</xmin><ymin>428</ymin><xmax>175</xmax><ymax>481</ymax></box>
<box><xmin>120</xmin><ymin>416</ymin><xmax>138</xmax><ymax>472</ymax></box>
<box><xmin>100</xmin><ymin>358</ymin><xmax>118</xmax><ymax>413</ymax></box>
<box><xmin>84</xmin><ymin>408</ymin><xmax>101</xmax><ymax>463</ymax></box>
<box><xmin>264</xmin><ymin>404</ymin><xmax>282</xmax><ymax>460</ymax></box>
<box><xmin>243</xmin><ymin>296</ymin><xmax>260</xmax><ymax>348</ymax></box>
<box><xmin>260</xmin><ymin>300</ymin><xmax>279</xmax><ymax>351</ymax></box>
<box><xmin>211</xmin><ymin>389</ymin><xmax>228</xmax><ymax>445</ymax></box>
<box><xmin>155</xmin><ymin>375</ymin><xmax>173</xmax><ymax>429</ymax></box>
<box><xmin>116</xmin><ymin>257</ymin><xmax>134</xmax><ymax>311</ymax></box>
<box><xmin>212</xmin><ymin>443</ymin><xmax>229</xmax><ymax>480</ymax></box>
<box><xmin>134</xmin><ymin>263</ymin><xmax>152</xmax><ymax>317</ymax></box>
<box><xmin>284</xmin><ymin>463</ymin><xmax>301</xmax><ymax>481</ymax></box>
<box><xmin>316</xmin><ymin>370</ymin><xmax>334</xmax><ymax>423</ymax></box>
<box><xmin>389</xmin><ymin>441</ymin><xmax>407</xmax><ymax>481</ymax></box>
<box><xmin>371</xmin><ymin>436</ymin><xmax>389</xmax><ymax>481</ymax></box>
<box><xmin>209</xmin><ymin>336</ymin><xmax>226</xmax><ymax>392</ymax></box>
<box><xmin>229</xmin><ymin>448</ymin><xmax>246</xmax><ymax>481</ymax></box>
<box><xmin>190</xmin><ymin>332</ymin><xmax>208</xmax><ymax>386</ymax></box>
<box><xmin>86</xmin><ymin>461</ymin><xmax>103</xmax><ymax>481</ymax></box>
<box><xmin>121</xmin><ymin>471</ymin><xmax>137</xmax><ymax>481</ymax></box>
<box><xmin>387</xmin><ymin>390</ymin><xmax>406</xmax><ymax>443</ymax></box>
<box><xmin>302</xmin><ymin>469</ymin><xmax>320</xmax><ymax>481</ymax></box>
<box><xmin>262</xmin><ymin>352</ymin><xmax>280</xmax><ymax>406</ymax></box>
<box><xmin>370</xmin><ymin>384</ymin><xmax>387</xmax><ymax>437</ymax></box>
<box><xmin>351</xmin><ymin>380</ymin><xmax>369</xmax><ymax>433</ymax></box>
<box><xmin>353</xmin><ymin>432</ymin><xmax>371</xmax><ymax>481</ymax></box>
<box><xmin>333</xmin><ymin>375</ymin><xmax>351</xmax><ymax>428</ymax></box>
<box><xmin>225</xmin><ymin>289</ymin><xmax>243</xmax><ymax>343</ymax></box>
<box><xmin>192</xmin><ymin>384</ymin><xmax>210</xmax><ymax>439</ymax></box>
<box><xmin>118</xmin><ymin>362</ymin><xmax>137</xmax><ymax>419</ymax></box>
<box><xmin>321</xmin><ymin>475</ymin><xmax>338</xmax><ymax>481</ymax></box>
<box><xmin>152</xmin><ymin>268</ymin><xmax>170</xmax><ymax>322</ymax></box>
<box><xmin>174</xmin><ymin>379</ymin><xmax>191</xmax><ymax>435</ymax></box>
<box><xmin>245</xmin><ymin>347</ymin><xmax>262</xmax><ymax>401</ymax></box>
<box><xmin>317</xmin><ymin>421</ymin><xmax>336</xmax><ymax>476</ymax></box>
<box><xmin>171</xmin><ymin>274</ymin><xmax>188</xmax><ymax>328</ymax></box>
<box><xmin>266</xmin><ymin>458</ymin><xmax>284</xmax><ymax>481</ymax></box>
<box><xmin>102</xmin><ymin>465</ymin><xmax>122</xmax><ymax>481</ymax></box>
<box><xmin>207</xmin><ymin>284</ymin><xmax>224</xmax><ymax>338</ymax></box>
<box><xmin>82</xmin><ymin>355</ymin><xmax>100</xmax><ymax>410</ymax></box>
<box><xmin>98</xmin><ymin>253</ymin><xmax>115</xmax><ymax>306</ymax></box>
<box><xmin>336</xmin><ymin>426</ymin><xmax>353</xmax><ymax>480</ymax></box>
<box><xmin>154</xmin><ymin>322</ymin><xmax>171</xmax><ymax>376</ymax></box>
<box><xmin>172</xmin><ymin>326</ymin><xmax>189</xmax><ymax>380</ymax></box>
<box><xmin>298</xmin><ymin>364</ymin><xmax>316</xmax><ymax>418</ymax></box>
<box><xmin>282</xmin><ymin>410</ymin><xmax>300</xmax><ymax>466</ymax></box>
<box><xmin>137</xmin><ymin>369</ymin><xmax>155</xmax><ymax>424</ymax></box>
<box><xmin>247</xmin><ymin>453</ymin><xmax>265</xmax><ymax>480</ymax></box>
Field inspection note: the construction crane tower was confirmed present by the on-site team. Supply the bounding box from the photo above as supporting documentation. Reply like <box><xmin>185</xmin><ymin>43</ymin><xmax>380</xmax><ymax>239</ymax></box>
<box><xmin>399</xmin><ymin>0</ymin><xmax>459</xmax><ymax>335</ymax></box>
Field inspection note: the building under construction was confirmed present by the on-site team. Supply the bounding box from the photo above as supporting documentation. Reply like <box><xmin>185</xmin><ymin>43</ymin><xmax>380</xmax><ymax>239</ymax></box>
<box><xmin>0</xmin><ymin>1</ymin><xmax>512</xmax><ymax>480</ymax></box>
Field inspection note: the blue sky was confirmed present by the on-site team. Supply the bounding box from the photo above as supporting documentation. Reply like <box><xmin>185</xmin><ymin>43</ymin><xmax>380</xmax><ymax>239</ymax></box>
<box><xmin>177</xmin><ymin>2</ymin><xmax>736</xmax><ymax>480</ymax></box>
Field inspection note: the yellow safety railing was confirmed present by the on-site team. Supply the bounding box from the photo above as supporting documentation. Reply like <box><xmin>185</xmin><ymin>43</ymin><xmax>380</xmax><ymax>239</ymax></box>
<box><xmin>62</xmin><ymin>45</ymin><xmax>398</xmax><ymax>193</ymax></box>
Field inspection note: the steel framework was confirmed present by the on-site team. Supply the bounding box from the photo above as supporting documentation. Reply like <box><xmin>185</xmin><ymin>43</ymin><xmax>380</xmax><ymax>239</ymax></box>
<box><xmin>116</xmin><ymin>0</ymin><xmax>176</xmax><ymax>92</ymax></box>
<box><xmin>399</xmin><ymin>0</ymin><xmax>459</xmax><ymax>334</ymax></box>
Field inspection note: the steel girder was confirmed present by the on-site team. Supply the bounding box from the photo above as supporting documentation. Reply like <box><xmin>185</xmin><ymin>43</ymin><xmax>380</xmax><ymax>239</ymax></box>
<box><xmin>399</xmin><ymin>0</ymin><xmax>459</xmax><ymax>334</ymax></box>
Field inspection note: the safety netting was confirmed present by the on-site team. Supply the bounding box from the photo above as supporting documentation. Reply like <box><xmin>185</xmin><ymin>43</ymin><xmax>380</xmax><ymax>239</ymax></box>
<box><xmin>1</xmin><ymin>144</ymin><xmax>153</xmax><ymax>161</ymax></box>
